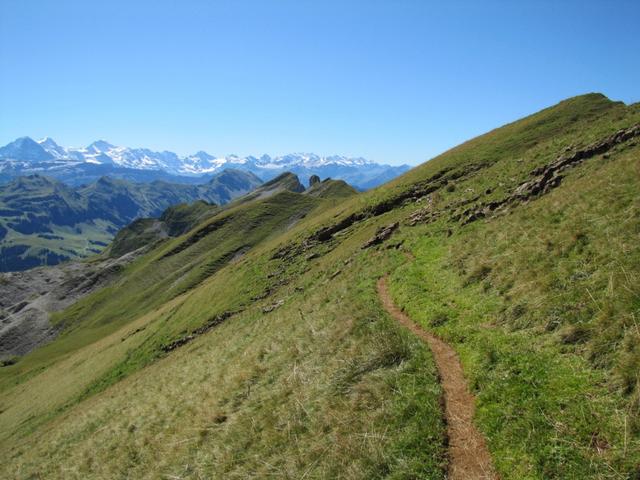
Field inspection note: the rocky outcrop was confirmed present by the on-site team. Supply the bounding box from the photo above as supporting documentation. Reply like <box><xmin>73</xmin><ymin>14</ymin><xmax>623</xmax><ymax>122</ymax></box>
<box><xmin>262</xmin><ymin>300</ymin><xmax>284</xmax><ymax>313</ymax></box>
<box><xmin>308</xmin><ymin>175</ymin><xmax>321</xmax><ymax>187</ymax></box>
<box><xmin>362</xmin><ymin>222</ymin><xmax>399</xmax><ymax>249</ymax></box>
<box><xmin>308</xmin><ymin>164</ymin><xmax>485</xmax><ymax>244</ymax></box>
<box><xmin>407</xmin><ymin>194</ymin><xmax>442</xmax><ymax>226</ymax></box>
<box><xmin>0</xmin><ymin>248</ymin><xmax>145</xmax><ymax>359</ymax></box>
<box><xmin>458</xmin><ymin>124</ymin><xmax>640</xmax><ymax>225</ymax></box>
<box><xmin>270</xmin><ymin>165</ymin><xmax>485</xmax><ymax>262</ymax></box>
<box><xmin>160</xmin><ymin>310</ymin><xmax>236</xmax><ymax>352</ymax></box>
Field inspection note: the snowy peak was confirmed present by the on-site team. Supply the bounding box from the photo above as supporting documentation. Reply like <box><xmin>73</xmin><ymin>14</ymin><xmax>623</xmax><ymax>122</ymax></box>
<box><xmin>4</xmin><ymin>138</ymin><xmax>383</xmax><ymax>173</ymax></box>
<box><xmin>38</xmin><ymin>137</ymin><xmax>59</xmax><ymax>149</ymax></box>
<box><xmin>86</xmin><ymin>140</ymin><xmax>116</xmax><ymax>153</ymax></box>
<box><xmin>258</xmin><ymin>153</ymin><xmax>373</xmax><ymax>168</ymax></box>
<box><xmin>1</xmin><ymin>136</ymin><xmax>411</xmax><ymax>189</ymax></box>
<box><xmin>38</xmin><ymin>137</ymin><xmax>70</xmax><ymax>159</ymax></box>
<box><xmin>192</xmin><ymin>151</ymin><xmax>215</xmax><ymax>161</ymax></box>
<box><xmin>0</xmin><ymin>137</ymin><xmax>54</xmax><ymax>162</ymax></box>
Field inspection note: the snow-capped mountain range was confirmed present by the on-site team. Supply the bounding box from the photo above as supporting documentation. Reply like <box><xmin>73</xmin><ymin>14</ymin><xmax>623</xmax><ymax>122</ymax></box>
<box><xmin>0</xmin><ymin>136</ymin><xmax>411</xmax><ymax>190</ymax></box>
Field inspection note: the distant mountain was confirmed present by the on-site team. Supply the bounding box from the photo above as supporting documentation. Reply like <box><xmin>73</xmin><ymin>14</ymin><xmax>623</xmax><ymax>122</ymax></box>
<box><xmin>0</xmin><ymin>169</ymin><xmax>262</xmax><ymax>271</ymax></box>
<box><xmin>0</xmin><ymin>137</ymin><xmax>410</xmax><ymax>190</ymax></box>
<box><xmin>0</xmin><ymin>137</ymin><xmax>53</xmax><ymax>163</ymax></box>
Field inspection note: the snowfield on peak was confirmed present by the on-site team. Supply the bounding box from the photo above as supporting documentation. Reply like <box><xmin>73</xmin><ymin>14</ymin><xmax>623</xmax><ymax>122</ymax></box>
<box><xmin>0</xmin><ymin>137</ymin><xmax>411</xmax><ymax>190</ymax></box>
<box><xmin>32</xmin><ymin>139</ymin><xmax>385</xmax><ymax>174</ymax></box>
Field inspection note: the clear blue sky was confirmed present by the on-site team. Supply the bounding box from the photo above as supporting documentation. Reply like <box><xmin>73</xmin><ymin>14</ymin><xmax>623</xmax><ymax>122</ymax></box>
<box><xmin>1</xmin><ymin>1</ymin><xmax>638</xmax><ymax>165</ymax></box>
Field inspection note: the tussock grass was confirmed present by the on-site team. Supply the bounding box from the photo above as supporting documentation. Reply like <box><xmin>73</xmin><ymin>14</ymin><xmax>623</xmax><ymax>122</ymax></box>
<box><xmin>1</xmin><ymin>249</ymin><xmax>445</xmax><ymax>479</ymax></box>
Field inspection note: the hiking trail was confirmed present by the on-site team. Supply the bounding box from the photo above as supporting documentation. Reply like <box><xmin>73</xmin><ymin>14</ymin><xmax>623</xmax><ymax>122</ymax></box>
<box><xmin>377</xmin><ymin>276</ymin><xmax>498</xmax><ymax>480</ymax></box>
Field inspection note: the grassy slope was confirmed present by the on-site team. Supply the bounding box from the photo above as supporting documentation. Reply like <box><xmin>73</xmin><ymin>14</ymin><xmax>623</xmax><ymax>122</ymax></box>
<box><xmin>304</xmin><ymin>178</ymin><xmax>359</xmax><ymax>199</ymax></box>
<box><xmin>0</xmin><ymin>170</ymin><xmax>262</xmax><ymax>270</ymax></box>
<box><xmin>385</xmin><ymin>94</ymin><xmax>640</xmax><ymax>478</ymax></box>
<box><xmin>0</xmin><ymin>188</ymin><xmax>445</xmax><ymax>479</ymax></box>
<box><xmin>0</xmin><ymin>190</ymin><xmax>324</xmax><ymax>389</ymax></box>
<box><xmin>1</xmin><ymin>93</ymin><xmax>639</xmax><ymax>478</ymax></box>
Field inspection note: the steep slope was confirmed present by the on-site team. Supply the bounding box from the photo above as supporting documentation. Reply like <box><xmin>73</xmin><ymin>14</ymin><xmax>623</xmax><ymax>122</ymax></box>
<box><xmin>106</xmin><ymin>201</ymin><xmax>217</xmax><ymax>258</ymax></box>
<box><xmin>0</xmin><ymin>137</ymin><xmax>53</xmax><ymax>162</ymax></box>
<box><xmin>0</xmin><ymin>169</ymin><xmax>262</xmax><ymax>271</ymax></box>
<box><xmin>1</xmin><ymin>94</ymin><xmax>640</xmax><ymax>479</ymax></box>
<box><xmin>0</xmin><ymin>174</ymin><xmax>323</xmax><ymax>362</ymax></box>
<box><xmin>304</xmin><ymin>177</ymin><xmax>358</xmax><ymax>198</ymax></box>
<box><xmin>0</xmin><ymin>248</ymin><xmax>146</xmax><ymax>360</ymax></box>
<box><xmin>106</xmin><ymin>172</ymin><xmax>315</xmax><ymax>258</ymax></box>
<box><xmin>238</xmin><ymin>171</ymin><xmax>306</xmax><ymax>200</ymax></box>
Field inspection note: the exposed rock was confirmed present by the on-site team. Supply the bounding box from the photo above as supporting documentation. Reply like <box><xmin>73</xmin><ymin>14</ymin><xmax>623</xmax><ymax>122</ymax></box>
<box><xmin>0</xmin><ymin>247</ymin><xmax>146</xmax><ymax>359</ymax></box>
<box><xmin>362</xmin><ymin>222</ymin><xmax>399</xmax><ymax>249</ymax></box>
<box><xmin>262</xmin><ymin>300</ymin><xmax>284</xmax><ymax>313</ymax></box>
<box><xmin>160</xmin><ymin>311</ymin><xmax>235</xmax><ymax>352</ymax></box>
<box><xmin>309</xmin><ymin>175</ymin><xmax>321</xmax><ymax>187</ymax></box>
<box><xmin>329</xmin><ymin>269</ymin><xmax>342</xmax><ymax>279</ymax></box>
<box><xmin>386</xmin><ymin>240</ymin><xmax>405</xmax><ymax>250</ymax></box>
<box><xmin>306</xmin><ymin>163</ymin><xmax>486</xmax><ymax>245</ymax></box>
<box><xmin>408</xmin><ymin>208</ymin><xmax>440</xmax><ymax>226</ymax></box>
<box><xmin>406</xmin><ymin>194</ymin><xmax>441</xmax><ymax>226</ymax></box>
<box><xmin>459</xmin><ymin>124</ymin><xmax>640</xmax><ymax>226</ymax></box>
<box><xmin>311</xmin><ymin>212</ymin><xmax>368</xmax><ymax>243</ymax></box>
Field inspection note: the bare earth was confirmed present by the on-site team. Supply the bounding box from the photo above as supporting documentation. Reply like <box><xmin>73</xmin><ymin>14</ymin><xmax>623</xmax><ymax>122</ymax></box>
<box><xmin>377</xmin><ymin>276</ymin><xmax>498</xmax><ymax>480</ymax></box>
<box><xmin>0</xmin><ymin>248</ymin><xmax>146</xmax><ymax>360</ymax></box>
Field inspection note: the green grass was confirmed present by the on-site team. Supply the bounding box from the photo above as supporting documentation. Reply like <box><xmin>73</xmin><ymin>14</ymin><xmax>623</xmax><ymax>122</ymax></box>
<box><xmin>0</xmin><ymin>170</ymin><xmax>262</xmax><ymax>270</ymax></box>
<box><xmin>1</xmin><ymin>233</ymin><xmax>446</xmax><ymax>479</ymax></box>
<box><xmin>0</xmin><ymin>191</ymin><xmax>324</xmax><ymax>389</ymax></box>
<box><xmin>304</xmin><ymin>178</ymin><xmax>358</xmax><ymax>199</ymax></box>
<box><xmin>1</xmin><ymin>93</ymin><xmax>640</xmax><ymax>478</ymax></box>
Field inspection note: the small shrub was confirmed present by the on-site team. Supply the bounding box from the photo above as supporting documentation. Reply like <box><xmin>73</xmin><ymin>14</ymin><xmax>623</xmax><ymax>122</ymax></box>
<box><xmin>0</xmin><ymin>356</ymin><xmax>18</xmax><ymax>367</ymax></box>
<box><xmin>511</xmin><ymin>303</ymin><xmax>527</xmax><ymax>320</ymax></box>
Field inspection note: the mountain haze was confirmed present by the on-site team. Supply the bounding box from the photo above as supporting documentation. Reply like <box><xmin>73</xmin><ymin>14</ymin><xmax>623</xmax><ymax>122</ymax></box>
<box><xmin>0</xmin><ymin>137</ymin><xmax>410</xmax><ymax>190</ymax></box>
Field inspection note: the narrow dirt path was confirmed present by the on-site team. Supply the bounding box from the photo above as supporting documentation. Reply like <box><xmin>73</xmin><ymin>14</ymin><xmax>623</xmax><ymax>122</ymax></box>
<box><xmin>377</xmin><ymin>277</ymin><xmax>498</xmax><ymax>480</ymax></box>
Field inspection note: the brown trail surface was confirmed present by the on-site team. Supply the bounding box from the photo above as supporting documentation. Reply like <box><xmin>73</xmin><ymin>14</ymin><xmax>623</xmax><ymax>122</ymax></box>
<box><xmin>377</xmin><ymin>276</ymin><xmax>498</xmax><ymax>480</ymax></box>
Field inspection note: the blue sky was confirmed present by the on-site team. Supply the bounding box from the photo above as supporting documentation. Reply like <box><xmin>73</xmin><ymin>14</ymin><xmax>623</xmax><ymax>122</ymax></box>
<box><xmin>1</xmin><ymin>1</ymin><xmax>638</xmax><ymax>165</ymax></box>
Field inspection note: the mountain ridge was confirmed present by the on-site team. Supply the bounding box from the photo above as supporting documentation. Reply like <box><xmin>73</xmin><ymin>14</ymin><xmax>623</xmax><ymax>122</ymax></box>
<box><xmin>0</xmin><ymin>169</ymin><xmax>262</xmax><ymax>271</ymax></box>
<box><xmin>2</xmin><ymin>93</ymin><xmax>640</xmax><ymax>478</ymax></box>
<box><xmin>0</xmin><ymin>136</ymin><xmax>410</xmax><ymax>190</ymax></box>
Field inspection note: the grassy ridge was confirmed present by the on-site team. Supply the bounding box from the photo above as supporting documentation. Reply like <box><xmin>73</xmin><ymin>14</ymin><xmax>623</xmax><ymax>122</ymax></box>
<box><xmin>1</xmin><ymin>93</ymin><xmax>639</xmax><ymax>478</ymax></box>
<box><xmin>1</xmin><ymin>211</ymin><xmax>447</xmax><ymax>479</ymax></box>
<box><xmin>0</xmin><ymin>190</ymin><xmax>326</xmax><ymax>390</ymax></box>
<box><xmin>0</xmin><ymin>170</ymin><xmax>262</xmax><ymax>270</ymax></box>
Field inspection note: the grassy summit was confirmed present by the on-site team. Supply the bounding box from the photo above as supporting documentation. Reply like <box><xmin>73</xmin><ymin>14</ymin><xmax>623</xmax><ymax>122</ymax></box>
<box><xmin>1</xmin><ymin>93</ymin><xmax>639</xmax><ymax>479</ymax></box>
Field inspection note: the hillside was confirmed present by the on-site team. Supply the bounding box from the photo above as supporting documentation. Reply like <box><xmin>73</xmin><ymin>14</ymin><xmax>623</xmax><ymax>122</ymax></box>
<box><xmin>106</xmin><ymin>172</ymin><xmax>323</xmax><ymax>257</ymax></box>
<box><xmin>0</xmin><ymin>169</ymin><xmax>262</xmax><ymax>271</ymax></box>
<box><xmin>1</xmin><ymin>93</ymin><xmax>639</xmax><ymax>479</ymax></box>
<box><xmin>0</xmin><ymin>172</ymin><xmax>349</xmax><ymax>359</ymax></box>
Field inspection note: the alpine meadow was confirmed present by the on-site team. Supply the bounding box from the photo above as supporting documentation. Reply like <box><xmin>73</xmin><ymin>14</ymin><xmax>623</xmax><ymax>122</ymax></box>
<box><xmin>1</xmin><ymin>1</ymin><xmax>639</xmax><ymax>479</ymax></box>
